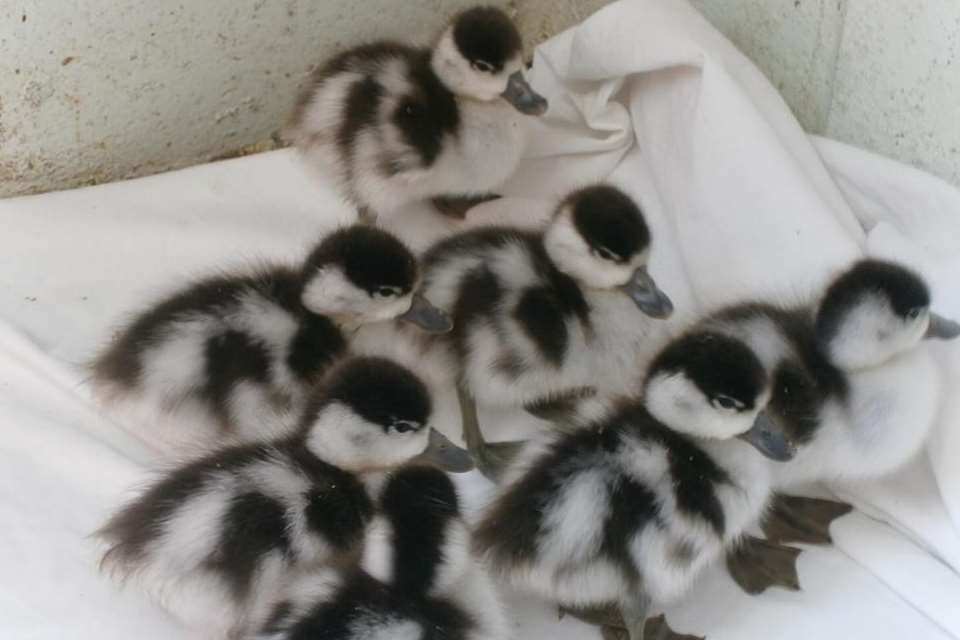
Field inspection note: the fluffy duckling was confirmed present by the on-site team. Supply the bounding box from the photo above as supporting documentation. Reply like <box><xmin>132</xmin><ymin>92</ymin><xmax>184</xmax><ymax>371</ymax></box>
<box><xmin>473</xmin><ymin>332</ymin><xmax>794</xmax><ymax>640</ymax></box>
<box><xmin>776</xmin><ymin>258</ymin><xmax>959</xmax><ymax>485</ymax></box>
<box><xmin>708</xmin><ymin>259</ymin><xmax>960</xmax><ymax>594</ymax></box>
<box><xmin>255</xmin><ymin>465</ymin><xmax>507</xmax><ymax>640</ymax></box>
<box><xmin>98</xmin><ymin>357</ymin><xmax>472</xmax><ymax>640</ymax></box>
<box><xmin>419</xmin><ymin>185</ymin><xmax>673</xmax><ymax>477</ymax></box>
<box><xmin>285</xmin><ymin>6</ymin><xmax>548</xmax><ymax>222</ymax></box>
<box><xmin>92</xmin><ymin>226</ymin><xmax>451</xmax><ymax>454</ymax></box>
<box><xmin>707</xmin><ymin>259</ymin><xmax>959</xmax><ymax>495</ymax></box>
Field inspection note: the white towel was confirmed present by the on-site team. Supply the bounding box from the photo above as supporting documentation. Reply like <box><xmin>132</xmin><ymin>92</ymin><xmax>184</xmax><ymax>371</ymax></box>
<box><xmin>1</xmin><ymin>0</ymin><xmax>958</xmax><ymax>637</ymax></box>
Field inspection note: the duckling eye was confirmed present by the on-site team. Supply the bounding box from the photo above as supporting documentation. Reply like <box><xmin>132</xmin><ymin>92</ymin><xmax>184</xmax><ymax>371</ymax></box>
<box><xmin>471</xmin><ymin>60</ymin><xmax>495</xmax><ymax>73</ymax></box>
<box><xmin>592</xmin><ymin>246</ymin><xmax>621</xmax><ymax>263</ymax></box>
<box><xmin>389</xmin><ymin>420</ymin><xmax>419</xmax><ymax>434</ymax></box>
<box><xmin>373</xmin><ymin>286</ymin><xmax>401</xmax><ymax>298</ymax></box>
<box><xmin>907</xmin><ymin>307</ymin><xmax>924</xmax><ymax>320</ymax></box>
<box><xmin>710</xmin><ymin>395</ymin><xmax>743</xmax><ymax>411</ymax></box>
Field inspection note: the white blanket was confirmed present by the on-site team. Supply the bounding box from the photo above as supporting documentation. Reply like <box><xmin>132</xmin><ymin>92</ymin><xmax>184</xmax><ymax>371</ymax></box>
<box><xmin>1</xmin><ymin>0</ymin><xmax>959</xmax><ymax>638</ymax></box>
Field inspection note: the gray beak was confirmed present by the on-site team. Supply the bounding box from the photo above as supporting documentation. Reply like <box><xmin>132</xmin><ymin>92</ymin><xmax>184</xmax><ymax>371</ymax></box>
<box><xmin>411</xmin><ymin>428</ymin><xmax>475</xmax><ymax>473</ymax></box>
<box><xmin>925</xmin><ymin>312</ymin><xmax>960</xmax><ymax>340</ymax></box>
<box><xmin>398</xmin><ymin>294</ymin><xmax>453</xmax><ymax>333</ymax></box>
<box><xmin>620</xmin><ymin>266</ymin><xmax>674</xmax><ymax>319</ymax></box>
<box><xmin>501</xmin><ymin>71</ymin><xmax>548</xmax><ymax>115</ymax></box>
<box><xmin>737</xmin><ymin>411</ymin><xmax>796</xmax><ymax>462</ymax></box>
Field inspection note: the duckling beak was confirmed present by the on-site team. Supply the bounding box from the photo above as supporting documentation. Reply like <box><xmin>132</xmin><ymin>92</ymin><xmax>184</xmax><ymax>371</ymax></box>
<box><xmin>621</xmin><ymin>266</ymin><xmax>674</xmax><ymax>319</ymax></box>
<box><xmin>502</xmin><ymin>71</ymin><xmax>548</xmax><ymax>115</ymax></box>
<box><xmin>738</xmin><ymin>411</ymin><xmax>796</xmax><ymax>462</ymax></box>
<box><xmin>411</xmin><ymin>428</ymin><xmax>475</xmax><ymax>473</ymax></box>
<box><xmin>399</xmin><ymin>294</ymin><xmax>453</xmax><ymax>333</ymax></box>
<box><xmin>925</xmin><ymin>313</ymin><xmax>960</xmax><ymax>340</ymax></box>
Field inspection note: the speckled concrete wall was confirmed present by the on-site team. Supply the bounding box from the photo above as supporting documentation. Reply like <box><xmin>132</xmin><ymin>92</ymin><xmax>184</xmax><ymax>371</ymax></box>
<box><xmin>691</xmin><ymin>0</ymin><xmax>960</xmax><ymax>187</ymax></box>
<box><xmin>7</xmin><ymin>1</ymin><xmax>957</xmax><ymax>196</ymax></box>
<box><xmin>1</xmin><ymin>0</ymin><xmax>519</xmax><ymax>197</ymax></box>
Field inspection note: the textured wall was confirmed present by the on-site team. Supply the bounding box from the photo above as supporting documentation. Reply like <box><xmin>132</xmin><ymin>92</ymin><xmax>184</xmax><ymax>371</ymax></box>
<box><xmin>0</xmin><ymin>0</ymin><xmax>517</xmax><ymax>197</ymax></box>
<box><xmin>9</xmin><ymin>0</ymin><xmax>956</xmax><ymax>196</ymax></box>
<box><xmin>690</xmin><ymin>0</ymin><xmax>960</xmax><ymax>187</ymax></box>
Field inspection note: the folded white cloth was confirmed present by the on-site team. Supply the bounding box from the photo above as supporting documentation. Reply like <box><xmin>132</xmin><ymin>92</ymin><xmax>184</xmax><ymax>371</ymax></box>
<box><xmin>1</xmin><ymin>0</ymin><xmax>958</xmax><ymax>638</ymax></box>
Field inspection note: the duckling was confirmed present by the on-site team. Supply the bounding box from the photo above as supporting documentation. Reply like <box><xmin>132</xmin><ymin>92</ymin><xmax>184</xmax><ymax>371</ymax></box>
<box><xmin>419</xmin><ymin>184</ymin><xmax>673</xmax><ymax>478</ymax></box>
<box><xmin>777</xmin><ymin>258</ymin><xmax>958</xmax><ymax>485</ymax></box>
<box><xmin>707</xmin><ymin>259</ymin><xmax>960</xmax><ymax>594</ymax></box>
<box><xmin>255</xmin><ymin>465</ymin><xmax>507</xmax><ymax>640</ymax></box>
<box><xmin>91</xmin><ymin>225</ymin><xmax>451</xmax><ymax>454</ymax></box>
<box><xmin>473</xmin><ymin>331</ymin><xmax>795</xmax><ymax>640</ymax></box>
<box><xmin>98</xmin><ymin>357</ymin><xmax>472</xmax><ymax>640</ymax></box>
<box><xmin>285</xmin><ymin>5</ymin><xmax>548</xmax><ymax>223</ymax></box>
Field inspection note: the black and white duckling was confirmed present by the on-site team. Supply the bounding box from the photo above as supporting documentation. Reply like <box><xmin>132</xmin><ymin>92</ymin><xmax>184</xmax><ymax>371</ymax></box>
<box><xmin>255</xmin><ymin>465</ymin><xmax>507</xmax><ymax>640</ymax></box>
<box><xmin>98</xmin><ymin>357</ymin><xmax>472</xmax><ymax>640</ymax></box>
<box><xmin>706</xmin><ymin>259</ymin><xmax>960</xmax><ymax>594</ymax></box>
<box><xmin>285</xmin><ymin>5</ymin><xmax>548</xmax><ymax>223</ymax></box>
<box><xmin>419</xmin><ymin>184</ymin><xmax>673</xmax><ymax>477</ymax></box>
<box><xmin>92</xmin><ymin>225</ymin><xmax>451</xmax><ymax>454</ymax></box>
<box><xmin>776</xmin><ymin>258</ymin><xmax>959</xmax><ymax>486</ymax></box>
<box><xmin>473</xmin><ymin>331</ymin><xmax>794</xmax><ymax>640</ymax></box>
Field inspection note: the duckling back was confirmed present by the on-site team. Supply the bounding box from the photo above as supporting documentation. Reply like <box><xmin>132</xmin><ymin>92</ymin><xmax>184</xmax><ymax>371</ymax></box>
<box><xmin>258</xmin><ymin>466</ymin><xmax>508</xmax><ymax>640</ymax></box>
<box><xmin>98</xmin><ymin>439</ymin><xmax>374</xmax><ymax>639</ymax></box>
<box><xmin>92</xmin><ymin>268</ymin><xmax>348</xmax><ymax>454</ymax></box>
<box><xmin>474</xmin><ymin>331</ymin><xmax>788</xmax><ymax>610</ymax></box>
<box><xmin>476</xmin><ymin>403</ymin><xmax>775</xmax><ymax>607</ymax></box>
<box><xmin>91</xmin><ymin>225</ymin><xmax>443</xmax><ymax>456</ymax></box>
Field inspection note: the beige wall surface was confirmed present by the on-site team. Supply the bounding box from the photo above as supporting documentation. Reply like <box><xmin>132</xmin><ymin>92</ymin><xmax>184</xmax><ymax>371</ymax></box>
<box><xmin>5</xmin><ymin>0</ymin><xmax>957</xmax><ymax>196</ymax></box>
<box><xmin>691</xmin><ymin>0</ymin><xmax>960</xmax><ymax>187</ymax></box>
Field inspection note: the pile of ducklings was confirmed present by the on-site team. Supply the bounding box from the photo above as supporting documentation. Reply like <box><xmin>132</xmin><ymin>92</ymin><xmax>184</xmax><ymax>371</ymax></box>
<box><xmin>92</xmin><ymin>6</ymin><xmax>960</xmax><ymax>640</ymax></box>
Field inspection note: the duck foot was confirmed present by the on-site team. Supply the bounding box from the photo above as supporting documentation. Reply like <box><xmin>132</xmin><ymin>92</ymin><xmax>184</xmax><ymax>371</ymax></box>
<box><xmin>643</xmin><ymin>615</ymin><xmax>704</xmax><ymax>640</ymax></box>
<box><xmin>560</xmin><ymin>606</ymin><xmax>702</xmax><ymax>640</ymax></box>
<box><xmin>471</xmin><ymin>440</ymin><xmax>525</xmax><ymax>481</ymax></box>
<box><xmin>559</xmin><ymin>603</ymin><xmax>622</xmax><ymax>627</ymax></box>
<box><xmin>726</xmin><ymin>534</ymin><xmax>801</xmax><ymax>595</ymax></box>
<box><xmin>524</xmin><ymin>386</ymin><xmax>598</xmax><ymax>425</ymax></box>
<box><xmin>762</xmin><ymin>494</ymin><xmax>853</xmax><ymax>545</ymax></box>
<box><xmin>431</xmin><ymin>193</ymin><xmax>502</xmax><ymax>219</ymax></box>
<box><xmin>456</xmin><ymin>382</ymin><xmax>524</xmax><ymax>481</ymax></box>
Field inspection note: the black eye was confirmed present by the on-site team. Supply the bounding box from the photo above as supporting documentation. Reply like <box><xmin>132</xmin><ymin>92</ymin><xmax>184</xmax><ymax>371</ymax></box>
<box><xmin>389</xmin><ymin>420</ymin><xmax>419</xmax><ymax>434</ymax></box>
<box><xmin>471</xmin><ymin>60</ymin><xmax>495</xmax><ymax>73</ymax></box>
<box><xmin>373</xmin><ymin>286</ymin><xmax>401</xmax><ymax>298</ymax></box>
<box><xmin>401</xmin><ymin>102</ymin><xmax>421</xmax><ymax>118</ymax></box>
<box><xmin>711</xmin><ymin>395</ymin><xmax>742</xmax><ymax>411</ymax></box>
<box><xmin>908</xmin><ymin>307</ymin><xmax>924</xmax><ymax>320</ymax></box>
<box><xmin>592</xmin><ymin>246</ymin><xmax>621</xmax><ymax>262</ymax></box>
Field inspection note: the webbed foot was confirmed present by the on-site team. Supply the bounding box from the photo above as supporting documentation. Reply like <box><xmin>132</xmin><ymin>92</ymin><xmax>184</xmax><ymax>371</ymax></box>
<box><xmin>762</xmin><ymin>494</ymin><xmax>853</xmax><ymax>545</ymax></box>
<box><xmin>561</xmin><ymin>603</ymin><xmax>702</xmax><ymax>640</ymax></box>
<box><xmin>471</xmin><ymin>440</ymin><xmax>526</xmax><ymax>481</ymax></box>
<box><xmin>524</xmin><ymin>386</ymin><xmax>598</xmax><ymax>424</ymax></box>
<box><xmin>726</xmin><ymin>534</ymin><xmax>801</xmax><ymax>595</ymax></box>
<box><xmin>644</xmin><ymin>615</ymin><xmax>704</xmax><ymax>640</ymax></box>
<box><xmin>559</xmin><ymin>603</ymin><xmax>622</xmax><ymax>627</ymax></box>
<box><xmin>431</xmin><ymin>193</ymin><xmax>502</xmax><ymax>219</ymax></box>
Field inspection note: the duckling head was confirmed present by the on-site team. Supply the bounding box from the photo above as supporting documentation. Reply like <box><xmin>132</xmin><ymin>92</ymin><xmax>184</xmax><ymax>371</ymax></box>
<box><xmin>644</xmin><ymin>331</ymin><xmax>796</xmax><ymax>461</ymax></box>
<box><xmin>300</xmin><ymin>357</ymin><xmax>472</xmax><ymax>473</ymax></box>
<box><xmin>300</xmin><ymin>226</ymin><xmax>452</xmax><ymax>333</ymax></box>
<box><xmin>543</xmin><ymin>185</ymin><xmax>674</xmax><ymax>318</ymax></box>
<box><xmin>816</xmin><ymin>259</ymin><xmax>960</xmax><ymax>371</ymax></box>
<box><xmin>431</xmin><ymin>6</ymin><xmax>548</xmax><ymax>114</ymax></box>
